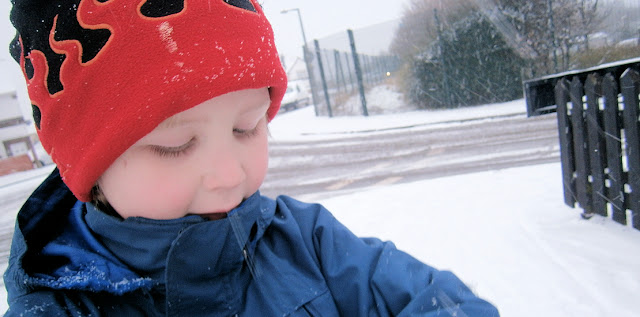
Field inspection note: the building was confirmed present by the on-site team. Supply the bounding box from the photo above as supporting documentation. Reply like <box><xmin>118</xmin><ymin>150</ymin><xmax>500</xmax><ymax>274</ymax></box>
<box><xmin>0</xmin><ymin>72</ymin><xmax>43</xmax><ymax>175</ymax></box>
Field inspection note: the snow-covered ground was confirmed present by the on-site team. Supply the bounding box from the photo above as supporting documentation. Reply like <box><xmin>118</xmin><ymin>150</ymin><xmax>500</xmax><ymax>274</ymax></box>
<box><xmin>1</xmin><ymin>87</ymin><xmax>638</xmax><ymax>316</ymax></box>
<box><xmin>269</xmin><ymin>89</ymin><xmax>526</xmax><ymax>141</ymax></box>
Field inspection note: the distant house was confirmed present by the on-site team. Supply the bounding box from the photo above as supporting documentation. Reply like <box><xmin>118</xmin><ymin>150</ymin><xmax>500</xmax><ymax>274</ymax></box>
<box><xmin>0</xmin><ymin>89</ymin><xmax>30</xmax><ymax>156</ymax></box>
<box><xmin>0</xmin><ymin>85</ymin><xmax>43</xmax><ymax>175</ymax></box>
<box><xmin>285</xmin><ymin>57</ymin><xmax>309</xmax><ymax>82</ymax></box>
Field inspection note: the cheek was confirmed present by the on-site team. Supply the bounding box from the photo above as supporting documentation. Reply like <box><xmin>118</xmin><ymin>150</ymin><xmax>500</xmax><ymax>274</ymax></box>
<box><xmin>99</xmin><ymin>155</ymin><xmax>195</xmax><ymax>219</ymax></box>
<box><xmin>246</xmin><ymin>136</ymin><xmax>269</xmax><ymax>192</ymax></box>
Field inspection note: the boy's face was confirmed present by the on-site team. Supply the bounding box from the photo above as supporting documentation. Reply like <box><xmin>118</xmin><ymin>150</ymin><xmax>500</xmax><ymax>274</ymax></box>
<box><xmin>97</xmin><ymin>88</ymin><xmax>271</xmax><ymax>220</ymax></box>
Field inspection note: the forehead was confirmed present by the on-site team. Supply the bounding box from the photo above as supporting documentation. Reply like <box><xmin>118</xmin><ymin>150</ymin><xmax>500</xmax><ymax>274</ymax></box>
<box><xmin>156</xmin><ymin>112</ymin><xmax>207</xmax><ymax>130</ymax></box>
<box><xmin>155</xmin><ymin>88</ymin><xmax>271</xmax><ymax>130</ymax></box>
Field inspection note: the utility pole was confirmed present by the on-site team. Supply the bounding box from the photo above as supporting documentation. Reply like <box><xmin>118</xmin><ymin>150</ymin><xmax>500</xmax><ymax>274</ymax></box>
<box><xmin>348</xmin><ymin>29</ymin><xmax>368</xmax><ymax>116</ymax></box>
<box><xmin>281</xmin><ymin>8</ymin><xmax>320</xmax><ymax>115</ymax></box>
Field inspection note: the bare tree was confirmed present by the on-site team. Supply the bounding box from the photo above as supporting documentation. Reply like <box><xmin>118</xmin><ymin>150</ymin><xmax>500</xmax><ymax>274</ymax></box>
<box><xmin>390</xmin><ymin>0</ymin><xmax>477</xmax><ymax>103</ymax></box>
<box><xmin>579</xmin><ymin>0</ymin><xmax>600</xmax><ymax>50</ymax></box>
<box><xmin>389</xmin><ymin>0</ymin><xmax>438</xmax><ymax>63</ymax></box>
<box><xmin>493</xmin><ymin>0</ymin><xmax>601</xmax><ymax>74</ymax></box>
<box><xmin>390</xmin><ymin>0</ymin><xmax>476</xmax><ymax>62</ymax></box>
<box><xmin>390</xmin><ymin>0</ymin><xmax>524</xmax><ymax>108</ymax></box>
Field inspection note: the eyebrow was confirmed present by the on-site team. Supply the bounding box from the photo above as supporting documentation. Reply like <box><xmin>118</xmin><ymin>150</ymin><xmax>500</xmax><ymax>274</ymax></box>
<box><xmin>156</xmin><ymin>115</ymin><xmax>207</xmax><ymax>130</ymax></box>
<box><xmin>156</xmin><ymin>99</ymin><xmax>271</xmax><ymax>130</ymax></box>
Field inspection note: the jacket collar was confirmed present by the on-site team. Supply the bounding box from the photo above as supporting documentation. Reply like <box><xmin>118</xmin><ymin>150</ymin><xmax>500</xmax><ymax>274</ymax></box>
<box><xmin>85</xmin><ymin>191</ymin><xmax>273</xmax><ymax>285</ymax></box>
<box><xmin>84</xmin><ymin>203</ymin><xmax>206</xmax><ymax>282</ymax></box>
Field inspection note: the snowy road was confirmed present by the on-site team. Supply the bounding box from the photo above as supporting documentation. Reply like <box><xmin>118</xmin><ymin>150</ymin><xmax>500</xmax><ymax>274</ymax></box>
<box><xmin>263</xmin><ymin>112</ymin><xmax>559</xmax><ymax>199</ymax></box>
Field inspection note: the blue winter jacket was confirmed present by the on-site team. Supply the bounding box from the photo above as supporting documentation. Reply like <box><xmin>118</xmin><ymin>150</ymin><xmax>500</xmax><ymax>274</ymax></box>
<box><xmin>4</xmin><ymin>169</ymin><xmax>499</xmax><ymax>316</ymax></box>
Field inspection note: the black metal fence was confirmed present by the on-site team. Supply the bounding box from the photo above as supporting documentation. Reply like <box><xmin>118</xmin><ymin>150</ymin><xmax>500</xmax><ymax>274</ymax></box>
<box><xmin>304</xmin><ymin>29</ymin><xmax>401</xmax><ymax>117</ymax></box>
<box><xmin>524</xmin><ymin>58</ymin><xmax>640</xmax><ymax>230</ymax></box>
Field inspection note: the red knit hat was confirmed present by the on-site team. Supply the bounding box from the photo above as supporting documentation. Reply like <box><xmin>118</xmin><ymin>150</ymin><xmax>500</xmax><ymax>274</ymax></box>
<box><xmin>10</xmin><ymin>0</ymin><xmax>287</xmax><ymax>202</ymax></box>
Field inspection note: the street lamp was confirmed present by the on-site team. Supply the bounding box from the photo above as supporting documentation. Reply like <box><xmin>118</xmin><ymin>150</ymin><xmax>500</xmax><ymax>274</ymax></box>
<box><xmin>281</xmin><ymin>8</ymin><xmax>308</xmax><ymax>48</ymax></box>
<box><xmin>281</xmin><ymin>8</ymin><xmax>319</xmax><ymax>115</ymax></box>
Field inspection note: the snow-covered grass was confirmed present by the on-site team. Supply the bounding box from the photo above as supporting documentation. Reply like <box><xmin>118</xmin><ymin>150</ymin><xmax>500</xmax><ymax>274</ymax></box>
<box><xmin>317</xmin><ymin>163</ymin><xmax>640</xmax><ymax>317</ymax></box>
<box><xmin>1</xmin><ymin>86</ymin><xmax>638</xmax><ymax>316</ymax></box>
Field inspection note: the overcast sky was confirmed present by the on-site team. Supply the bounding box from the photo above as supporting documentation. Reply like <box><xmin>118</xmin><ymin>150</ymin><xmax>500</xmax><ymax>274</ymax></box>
<box><xmin>261</xmin><ymin>0</ymin><xmax>410</xmax><ymax>62</ymax></box>
<box><xmin>0</xmin><ymin>1</ymin><xmax>15</xmax><ymax>64</ymax></box>
<box><xmin>0</xmin><ymin>1</ymin><xmax>19</xmax><ymax>95</ymax></box>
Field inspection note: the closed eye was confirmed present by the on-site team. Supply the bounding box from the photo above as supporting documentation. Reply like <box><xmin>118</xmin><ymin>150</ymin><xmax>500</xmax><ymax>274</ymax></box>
<box><xmin>149</xmin><ymin>137</ymin><xmax>196</xmax><ymax>158</ymax></box>
<box><xmin>233</xmin><ymin>125</ymin><xmax>260</xmax><ymax>138</ymax></box>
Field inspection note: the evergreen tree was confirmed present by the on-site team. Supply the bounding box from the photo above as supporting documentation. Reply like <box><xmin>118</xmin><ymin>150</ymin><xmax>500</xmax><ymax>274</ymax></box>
<box><xmin>409</xmin><ymin>11</ymin><xmax>525</xmax><ymax>108</ymax></box>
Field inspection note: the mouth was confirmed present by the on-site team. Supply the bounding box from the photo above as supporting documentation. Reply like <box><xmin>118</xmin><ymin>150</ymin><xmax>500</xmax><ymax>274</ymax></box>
<box><xmin>198</xmin><ymin>212</ymin><xmax>228</xmax><ymax>221</ymax></box>
<box><xmin>189</xmin><ymin>198</ymin><xmax>247</xmax><ymax>220</ymax></box>
<box><xmin>189</xmin><ymin>205</ymin><xmax>238</xmax><ymax>221</ymax></box>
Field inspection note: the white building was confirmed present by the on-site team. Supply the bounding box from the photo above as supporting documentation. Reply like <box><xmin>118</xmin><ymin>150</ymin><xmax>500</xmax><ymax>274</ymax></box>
<box><xmin>0</xmin><ymin>87</ymin><xmax>36</xmax><ymax>157</ymax></box>
<box><xmin>0</xmin><ymin>66</ymin><xmax>44</xmax><ymax>170</ymax></box>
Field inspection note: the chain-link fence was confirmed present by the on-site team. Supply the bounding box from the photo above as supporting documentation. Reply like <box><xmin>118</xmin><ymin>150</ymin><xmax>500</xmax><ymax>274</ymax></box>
<box><xmin>302</xmin><ymin>29</ymin><xmax>401</xmax><ymax>117</ymax></box>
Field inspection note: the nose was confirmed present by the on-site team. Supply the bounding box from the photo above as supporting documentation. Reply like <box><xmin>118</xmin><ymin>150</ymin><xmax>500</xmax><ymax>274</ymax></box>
<box><xmin>201</xmin><ymin>149</ymin><xmax>246</xmax><ymax>190</ymax></box>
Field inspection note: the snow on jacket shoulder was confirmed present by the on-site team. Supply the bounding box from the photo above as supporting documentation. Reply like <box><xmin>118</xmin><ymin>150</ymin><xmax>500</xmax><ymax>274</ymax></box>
<box><xmin>4</xmin><ymin>169</ymin><xmax>499</xmax><ymax>316</ymax></box>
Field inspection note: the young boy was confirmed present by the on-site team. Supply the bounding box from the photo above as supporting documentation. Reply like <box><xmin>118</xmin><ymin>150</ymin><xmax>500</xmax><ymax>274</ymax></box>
<box><xmin>5</xmin><ymin>0</ymin><xmax>500</xmax><ymax>315</ymax></box>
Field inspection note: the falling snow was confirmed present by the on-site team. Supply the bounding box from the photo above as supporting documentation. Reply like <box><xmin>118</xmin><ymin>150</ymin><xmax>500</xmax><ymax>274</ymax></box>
<box><xmin>0</xmin><ymin>96</ymin><xmax>638</xmax><ymax>316</ymax></box>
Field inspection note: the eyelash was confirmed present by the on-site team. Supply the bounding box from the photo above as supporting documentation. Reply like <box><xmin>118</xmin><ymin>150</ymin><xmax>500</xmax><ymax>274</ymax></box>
<box><xmin>150</xmin><ymin>138</ymin><xmax>196</xmax><ymax>158</ymax></box>
<box><xmin>233</xmin><ymin>125</ymin><xmax>261</xmax><ymax>138</ymax></box>
<box><xmin>149</xmin><ymin>125</ymin><xmax>261</xmax><ymax>158</ymax></box>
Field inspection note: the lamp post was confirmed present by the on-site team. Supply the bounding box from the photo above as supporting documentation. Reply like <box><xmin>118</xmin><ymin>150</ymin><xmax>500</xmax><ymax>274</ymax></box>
<box><xmin>281</xmin><ymin>8</ymin><xmax>319</xmax><ymax>115</ymax></box>
<box><xmin>281</xmin><ymin>8</ymin><xmax>308</xmax><ymax>50</ymax></box>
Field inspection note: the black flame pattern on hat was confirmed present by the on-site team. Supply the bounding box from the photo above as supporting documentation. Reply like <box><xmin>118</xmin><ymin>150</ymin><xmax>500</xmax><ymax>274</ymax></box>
<box><xmin>225</xmin><ymin>0</ymin><xmax>256</xmax><ymax>12</ymax></box>
<box><xmin>140</xmin><ymin>0</ymin><xmax>185</xmax><ymax>17</ymax></box>
<box><xmin>10</xmin><ymin>0</ymin><xmax>110</xmax><ymax>95</ymax></box>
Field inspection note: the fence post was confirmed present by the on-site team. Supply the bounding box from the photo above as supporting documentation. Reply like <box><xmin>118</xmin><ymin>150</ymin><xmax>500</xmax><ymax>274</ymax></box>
<box><xmin>585</xmin><ymin>74</ymin><xmax>607</xmax><ymax>217</ymax></box>
<box><xmin>376</xmin><ymin>57</ymin><xmax>384</xmax><ymax>82</ymax></box>
<box><xmin>373</xmin><ymin>56</ymin><xmax>380</xmax><ymax>83</ymax></box>
<box><xmin>322</xmin><ymin>49</ymin><xmax>336</xmax><ymax>93</ymax></box>
<box><xmin>621</xmin><ymin>69</ymin><xmax>640</xmax><ymax>229</ymax></box>
<box><xmin>314</xmin><ymin>40</ymin><xmax>333</xmax><ymax>117</ymax></box>
<box><xmin>555</xmin><ymin>78</ymin><xmax>576</xmax><ymax>207</ymax></box>
<box><xmin>570</xmin><ymin>77</ymin><xmax>593</xmax><ymax>216</ymax></box>
<box><xmin>344</xmin><ymin>52</ymin><xmax>355</xmax><ymax>94</ymax></box>
<box><xmin>348</xmin><ymin>29</ymin><xmax>368</xmax><ymax>116</ymax></box>
<box><xmin>364</xmin><ymin>55</ymin><xmax>373</xmax><ymax>85</ymax></box>
<box><xmin>363</xmin><ymin>55</ymin><xmax>371</xmax><ymax>84</ymax></box>
<box><xmin>302</xmin><ymin>46</ymin><xmax>320</xmax><ymax>116</ymax></box>
<box><xmin>602</xmin><ymin>73</ymin><xmax>626</xmax><ymax>225</ymax></box>
<box><xmin>334</xmin><ymin>50</ymin><xmax>347</xmax><ymax>94</ymax></box>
